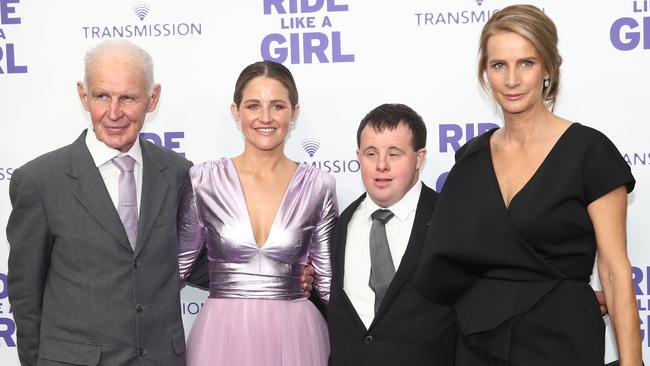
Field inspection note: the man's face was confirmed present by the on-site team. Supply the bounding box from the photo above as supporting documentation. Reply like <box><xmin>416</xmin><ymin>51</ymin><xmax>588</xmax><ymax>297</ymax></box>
<box><xmin>357</xmin><ymin>122</ymin><xmax>426</xmax><ymax>208</ymax></box>
<box><xmin>77</xmin><ymin>52</ymin><xmax>160</xmax><ymax>152</ymax></box>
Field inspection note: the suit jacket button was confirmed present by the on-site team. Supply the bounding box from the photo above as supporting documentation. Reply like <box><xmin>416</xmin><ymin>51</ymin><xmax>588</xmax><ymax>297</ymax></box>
<box><xmin>133</xmin><ymin>260</ymin><xmax>140</xmax><ymax>269</ymax></box>
<box><xmin>135</xmin><ymin>304</ymin><xmax>144</xmax><ymax>312</ymax></box>
<box><xmin>138</xmin><ymin>347</ymin><xmax>146</xmax><ymax>357</ymax></box>
<box><xmin>364</xmin><ymin>335</ymin><xmax>374</xmax><ymax>344</ymax></box>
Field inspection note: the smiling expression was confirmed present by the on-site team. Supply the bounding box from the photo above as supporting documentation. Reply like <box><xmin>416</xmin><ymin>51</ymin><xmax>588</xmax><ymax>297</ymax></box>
<box><xmin>231</xmin><ymin>76</ymin><xmax>299</xmax><ymax>153</ymax></box>
<box><xmin>78</xmin><ymin>50</ymin><xmax>160</xmax><ymax>152</ymax></box>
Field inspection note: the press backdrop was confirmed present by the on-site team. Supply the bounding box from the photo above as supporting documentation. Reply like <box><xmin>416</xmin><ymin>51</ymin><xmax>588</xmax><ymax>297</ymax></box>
<box><xmin>1</xmin><ymin>0</ymin><xmax>648</xmax><ymax>363</ymax></box>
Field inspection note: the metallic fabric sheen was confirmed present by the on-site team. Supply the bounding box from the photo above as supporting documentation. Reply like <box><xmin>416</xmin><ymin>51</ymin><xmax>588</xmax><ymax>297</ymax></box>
<box><xmin>178</xmin><ymin>158</ymin><xmax>337</xmax><ymax>303</ymax></box>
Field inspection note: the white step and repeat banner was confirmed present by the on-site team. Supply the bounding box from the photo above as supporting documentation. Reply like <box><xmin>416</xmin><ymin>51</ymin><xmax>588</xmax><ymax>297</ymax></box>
<box><xmin>0</xmin><ymin>0</ymin><xmax>648</xmax><ymax>364</ymax></box>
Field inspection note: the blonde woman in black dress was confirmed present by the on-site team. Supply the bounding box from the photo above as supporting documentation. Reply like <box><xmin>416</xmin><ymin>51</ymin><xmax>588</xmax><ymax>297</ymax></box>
<box><xmin>415</xmin><ymin>5</ymin><xmax>641</xmax><ymax>366</ymax></box>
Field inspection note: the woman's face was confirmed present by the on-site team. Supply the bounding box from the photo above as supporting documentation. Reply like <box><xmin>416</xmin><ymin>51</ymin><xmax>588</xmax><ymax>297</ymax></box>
<box><xmin>485</xmin><ymin>31</ymin><xmax>548</xmax><ymax>116</ymax></box>
<box><xmin>231</xmin><ymin>76</ymin><xmax>299</xmax><ymax>153</ymax></box>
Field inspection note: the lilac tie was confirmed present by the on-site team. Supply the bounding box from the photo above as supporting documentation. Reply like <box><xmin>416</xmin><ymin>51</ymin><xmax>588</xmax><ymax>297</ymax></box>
<box><xmin>112</xmin><ymin>155</ymin><xmax>138</xmax><ymax>249</ymax></box>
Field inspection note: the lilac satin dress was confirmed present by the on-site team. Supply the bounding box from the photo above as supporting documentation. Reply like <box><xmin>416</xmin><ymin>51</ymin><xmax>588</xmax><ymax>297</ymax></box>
<box><xmin>178</xmin><ymin>158</ymin><xmax>337</xmax><ymax>366</ymax></box>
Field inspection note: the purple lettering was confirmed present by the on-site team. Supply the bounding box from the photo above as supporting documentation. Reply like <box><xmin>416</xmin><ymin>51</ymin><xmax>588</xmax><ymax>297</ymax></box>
<box><xmin>262</xmin><ymin>32</ymin><xmax>353</xmax><ymax>64</ymax></box>
<box><xmin>439</xmin><ymin>124</ymin><xmax>463</xmax><ymax>153</ymax></box>
<box><xmin>633</xmin><ymin>266</ymin><xmax>644</xmax><ymax>295</ymax></box>
<box><xmin>645</xmin><ymin>16</ymin><xmax>650</xmax><ymax>49</ymax></box>
<box><xmin>303</xmin><ymin>32</ymin><xmax>329</xmax><ymax>63</ymax></box>
<box><xmin>301</xmin><ymin>0</ymin><xmax>323</xmax><ymax>13</ymax></box>
<box><xmin>164</xmin><ymin>132</ymin><xmax>184</xmax><ymax>156</ymax></box>
<box><xmin>326</xmin><ymin>0</ymin><xmax>347</xmax><ymax>11</ymax></box>
<box><xmin>261</xmin><ymin>33</ymin><xmax>288</xmax><ymax>63</ymax></box>
<box><xmin>611</xmin><ymin>17</ymin><xmax>640</xmax><ymax>51</ymax></box>
<box><xmin>633</xmin><ymin>0</ymin><xmax>649</xmax><ymax>13</ymax></box>
<box><xmin>331</xmin><ymin>31</ymin><xmax>354</xmax><ymax>62</ymax></box>
<box><xmin>0</xmin><ymin>273</ymin><xmax>7</xmax><ymax>299</ymax></box>
<box><xmin>264</xmin><ymin>0</ymin><xmax>346</xmax><ymax>14</ymax></box>
<box><xmin>280</xmin><ymin>16</ymin><xmax>315</xmax><ymax>29</ymax></box>
<box><xmin>5</xmin><ymin>43</ymin><xmax>27</xmax><ymax>73</ymax></box>
<box><xmin>0</xmin><ymin>317</ymin><xmax>15</xmax><ymax>347</ymax></box>
<box><xmin>436</xmin><ymin>172</ymin><xmax>449</xmax><ymax>192</ymax></box>
<box><xmin>477</xmin><ymin>122</ymin><xmax>499</xmax><ymax>135</ymax></box>
<box><xmin>0</xmin><ymin>0</ymin><xmax>20</xmax><ymax>25</ymax></box>
<box><xmin>264</xmin><ymin>0</ymin><xmax>287</xmax><ymax>14</ymax></box>
<box><xmin>290</xmin><ymin>33</ymin><xmax>300</xmax><ymax>64</ymax></box>
<box><xmin>139</xmin><ymin>132</ymin><xmax>163</xmax><ymax>146</ymax></box>
<box><xmin>439</xmin><ymin>123</ymin><xmax>498</xmax><ymax>153</ymax></box>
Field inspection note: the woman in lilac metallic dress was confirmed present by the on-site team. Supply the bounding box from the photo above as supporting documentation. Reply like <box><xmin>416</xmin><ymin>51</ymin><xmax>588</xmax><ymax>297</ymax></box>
<box><xmin>177</xmin><ymin>61</ymin><xmax>337</xmax><ymax>365</ymax></box>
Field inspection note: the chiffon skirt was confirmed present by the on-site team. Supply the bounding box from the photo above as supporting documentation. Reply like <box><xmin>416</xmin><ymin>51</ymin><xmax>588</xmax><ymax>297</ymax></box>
<box><xmin>186</xmin><ymin>298</ymin><xmax>329</xmax><ymax>366</ymax></box>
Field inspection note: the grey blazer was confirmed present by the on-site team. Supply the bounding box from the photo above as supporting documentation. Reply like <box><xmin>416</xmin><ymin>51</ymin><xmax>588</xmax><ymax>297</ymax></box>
<box><xmin>7</xmin><ymin>130</ymin><xmax>191</xmax><ymax>366</ymax></box>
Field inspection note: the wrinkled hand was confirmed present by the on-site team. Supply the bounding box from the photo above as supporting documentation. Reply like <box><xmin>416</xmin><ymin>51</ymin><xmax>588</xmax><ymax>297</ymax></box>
<box><xmin>301</xmin><ymin>264</ymin><xmax>315</xmax><ymax>298</ymax></box>
<box><xmin>595</xmin><ymin>290</ymin><xmax>608</xmax><ymax>316</ymax></box>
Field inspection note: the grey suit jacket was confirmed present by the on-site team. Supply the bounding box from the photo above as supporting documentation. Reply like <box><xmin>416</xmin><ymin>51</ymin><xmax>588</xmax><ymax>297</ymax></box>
<box><xmin>7</xmin><ymin>130</ymin><xmax>191</xmax><ymax>366</ymax></box>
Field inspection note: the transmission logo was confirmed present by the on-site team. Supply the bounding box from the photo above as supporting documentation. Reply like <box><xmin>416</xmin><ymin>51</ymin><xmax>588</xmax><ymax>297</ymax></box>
<box><xmin>622</xmin><ymin>152</ymin><xmax>650</xmax><ymax>167</ymax></box>
<box><xmin>82</xmin><ymin>4</ymin><xmax>202</xmax><ymax>39</ymax></box>
<box><xmin>415</xmin><ymin>0</ymin><xmax>507</xmax><ymax>27</ymax></box>
<box><xmin>301</xmin><ymin>138</ymin><xmax>320</xmax><ymax>157</ymax></box>
<box><xmin>133</xmin><ymin>4</ymin><xmax>151</xmax><ymax>21</ymax></box>
<box><xmin>299</xmin><ymin>138</ymin><xmax>359</xmax><ymax>174</ymax></box>
<box><xmin>0</xmin><ymin>167</ymin><xmax>13</xmax><ymax>181</ymax></box>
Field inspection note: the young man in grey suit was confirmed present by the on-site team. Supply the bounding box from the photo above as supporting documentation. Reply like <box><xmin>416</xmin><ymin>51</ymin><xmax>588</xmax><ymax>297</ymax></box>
<box><xmin>328</xmin><ymin>104</ymin><xmax>457</xmax><ymax>365</ymax></box>
<box><xmin>6</xmin><ymin>40</ymin><xmax>190</xmax><ymax>365</ymax></box>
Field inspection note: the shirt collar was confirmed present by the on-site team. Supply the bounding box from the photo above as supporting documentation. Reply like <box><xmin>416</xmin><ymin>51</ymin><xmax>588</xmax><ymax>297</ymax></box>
<box><xmin>85</xmin><ymin>127</ymin><xmax>143</xmax><ymax>168</ymax></box>
<box><xmin>360</xmin><ymin>181</ymin><xmax>422</xmax><ymax>222</ymax></box>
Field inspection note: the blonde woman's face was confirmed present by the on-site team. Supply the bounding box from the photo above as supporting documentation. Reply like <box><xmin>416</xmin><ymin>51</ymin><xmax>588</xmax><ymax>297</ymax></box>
<box><xmin>485</xmin><ymin>31</ymin><xmax>548</xmax><ymax>116</ymax></box>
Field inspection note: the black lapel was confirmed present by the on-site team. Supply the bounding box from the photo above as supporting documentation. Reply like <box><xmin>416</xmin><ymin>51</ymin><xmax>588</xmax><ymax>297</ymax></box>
<box><xmin>333</xmin><ymin>193</ymin><xmax>369</xmax><ymax>331</ymax></box>
<box><xmin>370</xmin><ymin>183</ymin><xmax>437</xmax><ymax>326</ymax></box>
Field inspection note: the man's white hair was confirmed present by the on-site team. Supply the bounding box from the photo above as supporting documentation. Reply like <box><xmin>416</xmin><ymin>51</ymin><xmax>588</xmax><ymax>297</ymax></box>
<box><xmin>83</xmin><ymin>40</ymin><xmax>155</xmax><ymax>95</ymax></box>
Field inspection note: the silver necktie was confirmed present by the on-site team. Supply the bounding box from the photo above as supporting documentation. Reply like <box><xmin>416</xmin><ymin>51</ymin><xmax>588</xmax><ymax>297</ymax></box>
<box><xmin>368</xmin><ymin>209</ymin><xmax>395</xmax><ymax>313</ymax></box>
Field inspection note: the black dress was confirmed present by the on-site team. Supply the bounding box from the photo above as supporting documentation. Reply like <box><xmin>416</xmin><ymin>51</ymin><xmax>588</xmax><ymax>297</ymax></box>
<box><xmin>414</xmin><ymin>123</ymin><xmax>635</xmax><ymax>366</ymax></box>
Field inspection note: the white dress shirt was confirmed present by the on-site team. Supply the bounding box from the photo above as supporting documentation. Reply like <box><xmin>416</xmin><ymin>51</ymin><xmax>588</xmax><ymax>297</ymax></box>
<box><xmin>85</xmin><ymin>127</ymin><xmax>143</xmax><ymax>215</ymax></box>
<box><xmin>343</xmin><ymin>182</ymin><xmax>422</xmax><ymax>329</ymax></box>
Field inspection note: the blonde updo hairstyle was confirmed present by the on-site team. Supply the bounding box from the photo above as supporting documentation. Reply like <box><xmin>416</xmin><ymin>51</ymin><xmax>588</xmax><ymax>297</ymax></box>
<box><xmin>478</xmin><ymin>4</ymin><xmax>562</xmax><ymax>111</ymax></box>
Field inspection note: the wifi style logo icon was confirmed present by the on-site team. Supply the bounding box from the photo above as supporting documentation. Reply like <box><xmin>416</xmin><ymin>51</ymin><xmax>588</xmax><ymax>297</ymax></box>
<box><xmin>301</xmin><ymin>139</ymin><xmax>320</xmax><ymax>157</ymax></box>
<box><xmin>133</xmin><ymin>3</ymin><xmax>151</xmax><ymax>21</ymax></box>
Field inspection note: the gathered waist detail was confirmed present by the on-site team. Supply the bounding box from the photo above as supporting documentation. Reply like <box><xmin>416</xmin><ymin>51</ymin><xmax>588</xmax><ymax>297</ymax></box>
<box><xmin>208</xmin><ymin>260</ymin><xmax>305</xmax><ymax>300</ymax></box>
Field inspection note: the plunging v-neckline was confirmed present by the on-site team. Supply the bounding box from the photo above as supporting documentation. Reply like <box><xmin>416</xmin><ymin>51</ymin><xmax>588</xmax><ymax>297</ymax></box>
<box><xmin>487</xmin><ymin>123</ymin><xmax>576</xmax><ymax>211</ymax></box>
<box><xmin>228</xmin><ymin>158</ymin><xmax>301</xmax><ymax>249</ymax></box>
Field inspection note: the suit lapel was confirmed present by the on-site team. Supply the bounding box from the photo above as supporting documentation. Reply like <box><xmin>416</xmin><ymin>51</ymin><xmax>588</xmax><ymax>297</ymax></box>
<box><xmin>370</xmin><ymin>184</ymin><xmax>436</xmax><ymax>326</ymax></box>
<box><xmin>69</xmin><ymin>131</ymin><xmax>132</xmax><ymax>252</ymax></box>
<box><xmin>334</xmin><ymin>194</ymin><xmax>368</xmax><ymax>331</ymax></box>
<box><xmin>134</xmin><ymin>140</ymin><xmax>169</xmax><ymax>257</ymax></box>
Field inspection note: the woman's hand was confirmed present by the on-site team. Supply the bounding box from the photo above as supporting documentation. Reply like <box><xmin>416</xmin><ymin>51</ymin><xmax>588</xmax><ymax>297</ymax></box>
<box><xmin>301</xmin><ymin>264</ymin><xmax>315</xmax><ymax>298</ymax></box>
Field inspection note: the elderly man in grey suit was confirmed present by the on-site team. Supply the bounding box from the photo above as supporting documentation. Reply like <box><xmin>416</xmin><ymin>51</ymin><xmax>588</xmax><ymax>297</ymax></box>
<box><xmin>6</xmin><ymin>40</ymin><xmax>190</xmax><ymax>365</ymax></box>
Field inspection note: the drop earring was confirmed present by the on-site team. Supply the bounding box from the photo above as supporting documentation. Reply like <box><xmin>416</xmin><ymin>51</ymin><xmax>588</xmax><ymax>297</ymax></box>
<box><xmin>544</xmin><ymin>78</ymin><xmax>550</xmax><ymax>88</ymax></box>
